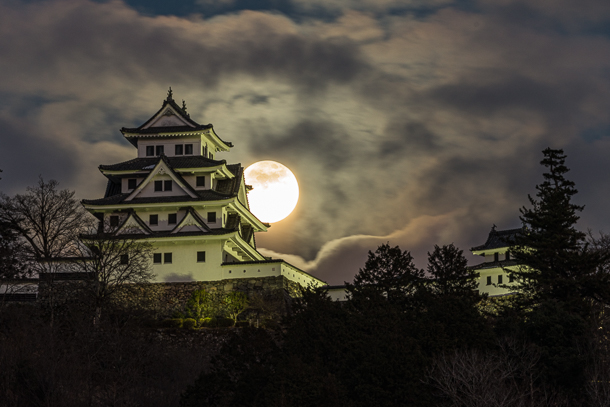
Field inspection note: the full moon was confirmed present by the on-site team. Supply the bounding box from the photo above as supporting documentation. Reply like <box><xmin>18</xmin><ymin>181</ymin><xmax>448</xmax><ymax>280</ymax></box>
<box><xmin>244</xmin><ymin>161</ymin><xmax>299</xmax><ymax>223</ymax></box>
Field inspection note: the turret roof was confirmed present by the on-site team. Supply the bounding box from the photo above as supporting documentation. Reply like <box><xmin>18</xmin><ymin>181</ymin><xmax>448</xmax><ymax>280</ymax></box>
<box><xmin>99</xmin><ymin>156</ymin><xmax>227</xmax><ymax>172</ymax></box>
<box><xmin>471</xmin><ymin>227</ymin><xmax>522</xmax><ymax>252</ymax></box>
<box><xmin>120</xmin><ymin>90</ymin><xmax>233</xmax><ymax>147</ymax></box>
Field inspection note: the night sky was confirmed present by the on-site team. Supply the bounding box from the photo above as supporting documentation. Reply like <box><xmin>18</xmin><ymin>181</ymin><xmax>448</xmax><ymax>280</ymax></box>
<box><xmin>1</xmin><ymin>0</ymin><xmax>610</xmax><ymax>284</ymax></box>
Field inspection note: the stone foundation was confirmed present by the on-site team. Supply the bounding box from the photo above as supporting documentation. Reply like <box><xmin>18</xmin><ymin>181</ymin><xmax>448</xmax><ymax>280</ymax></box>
<box><xmin>38</xmin><ymin>275</ymin><xmax>304</xmax><ymax>321</ymax></box>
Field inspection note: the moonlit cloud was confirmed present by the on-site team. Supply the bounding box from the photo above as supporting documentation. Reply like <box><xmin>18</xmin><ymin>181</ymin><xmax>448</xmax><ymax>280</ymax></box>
<box><xmin>2</xmin><ymin>0</ymin><xmax>610</xmax><ymax>284</ymax></box>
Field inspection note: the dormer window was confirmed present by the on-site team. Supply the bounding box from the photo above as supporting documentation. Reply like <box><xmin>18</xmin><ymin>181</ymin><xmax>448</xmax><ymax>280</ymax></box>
<box><xmin>154</xmin><ymin>180</ymin><xmax>172</xmax><ymax>192</ymax></box>
<box><xmin>175</xmin><ymin>145</ymin><xmax>183</xmax><ymax>155</ymax></box>
<box><xmin>185</xmin><ymin>144</ymin><xmax>193</xmax><ymax>155</ymax></box>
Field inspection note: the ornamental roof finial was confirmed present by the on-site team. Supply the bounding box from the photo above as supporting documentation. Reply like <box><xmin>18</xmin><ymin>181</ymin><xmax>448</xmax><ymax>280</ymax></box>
<box><xmin>167</xmin><ymin>87</ymin><xmax>173</xmax><ymax>101</ymax></box>
<box><xmin>182</xmin><ymin>100</ymin><xmax>190</xmax><ymax>117</ymax></box>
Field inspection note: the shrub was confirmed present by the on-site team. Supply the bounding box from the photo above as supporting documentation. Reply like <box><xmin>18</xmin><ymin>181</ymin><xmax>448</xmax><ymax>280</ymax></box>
<box><xmin>182</xmin><ymin>318</ymin><xmax>197</xmax><ymax>329</ymax></box>
<box><xmin>200</xmin><ymin>317</ymin><xmax>215</xmax><ymax>327</ymax></box>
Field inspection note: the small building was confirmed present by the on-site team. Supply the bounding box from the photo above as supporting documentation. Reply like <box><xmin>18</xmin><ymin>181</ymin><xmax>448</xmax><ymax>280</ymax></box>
<box><xmin>81</xmin><ymin>90</ymin><xmax>325</xmax><ymax>292</ymax></box>
<box><xmin>470</xmin><ymin>226</ymin><xmax>522</xmax><ymax>296</ymax></box>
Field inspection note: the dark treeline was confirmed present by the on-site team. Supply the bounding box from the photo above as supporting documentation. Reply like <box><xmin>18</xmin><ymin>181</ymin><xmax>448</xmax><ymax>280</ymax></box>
<box><xmin>2</xmin><ymin>148</ymin><xmax>610</xmax><ymax>407</ymax></box>
<box><xmin>180</xmin><ymin>149</ymin><xmax>610</xmax><ymax>407</ymax></box>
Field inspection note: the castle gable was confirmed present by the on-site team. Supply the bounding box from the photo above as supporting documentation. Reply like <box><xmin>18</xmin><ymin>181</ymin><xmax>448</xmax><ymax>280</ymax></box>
<box><xmin>124</xmin><ymin>157</ymin><xmax>198</xmax><ymax>202</ymax></box>
<box><xmin>171</xmin><ymin>208</ymin><xmax>212</xmax><ymax>234</ymax></box>
<box><xmin>116</xmin><ymin>212</ymin><xmax>152</xmax><ymax>235</ymax></box>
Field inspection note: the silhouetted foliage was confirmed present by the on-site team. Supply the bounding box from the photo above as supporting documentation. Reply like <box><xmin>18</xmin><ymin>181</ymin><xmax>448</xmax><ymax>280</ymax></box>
<box><xmin>510</xmin><ymin>148</ymin><xmax>605</xmax><ymax>313</ymax></box>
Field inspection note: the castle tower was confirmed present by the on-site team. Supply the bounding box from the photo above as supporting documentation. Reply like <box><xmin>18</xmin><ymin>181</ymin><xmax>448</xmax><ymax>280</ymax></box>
<box><xmin>470</xmin><ymin>226</ymin><xmax>521</xmax><ymax>296</ymax></box>
<box><xmin>82</xmin><ymin>90</ymin><xmax>323</xmax><ymax>289</ymax></box>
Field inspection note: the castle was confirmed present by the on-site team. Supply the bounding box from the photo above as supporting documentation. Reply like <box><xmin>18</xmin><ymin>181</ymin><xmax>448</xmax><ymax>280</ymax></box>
<box><xmin>80</xmin><ymin>89</ymin><xmax>324</xmax><ymax>293</ymax></box>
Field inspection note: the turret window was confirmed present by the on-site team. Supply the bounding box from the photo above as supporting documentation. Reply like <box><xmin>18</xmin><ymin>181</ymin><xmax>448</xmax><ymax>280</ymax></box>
<box><xmin>109</xmin><ymin>215</ymin><xmax>119</xmax><ymax>227</ymax></box>
<box><xmin>196</xmin><ymin>176</ymin><xmax>205</xmax><ymax>187</ymax></box>
<box><xmin>154</xmin><ymin>180</ymin><xmax>172</xmax><ymax>192</ymax></box>
<box><xmin>486</xmin><ymin>276</ymin><xmax>492</xmax><ymax>285</ymax></box>
<box><xmin>146</xmin><ymin>146</ymin><xmax>154</xmax><ymax>157</ymax></box>
<box><xmin>156</xmin><ymin>146</ymin><xmax>164</xmax><ymax>156</ymax></box>
<box><xmin>164</xmin><ymin>253</ymin><xmax>172</xmax><ymax>264</ymax></box>
<box><xmin>208</xmin><ymin>212</ymin><xmax>216</xmax><ymax>223</ymax></box>
<box><xmin>493</xmin><ymin>252</ymin><xmax>499</xmax><ymax>262</ymax></box>
<box><xmin>128</xmin><ymin>179</ymin><xmax>137</xmax><ymax>190</ymax></box>
<box><xmin>168</xmin><ymin>214</ymin><xmax>177</xmax><ymax>225</ymax></box>
<box><xmin>150</xmin><ymin>215</ymin><xmax>158</xmax><ymax>225</ymax></box>
<box><xmin>498</xmin><ymin>275</ymin><xmax>503</xmax><ymax>284</ymax></box>
<box><xmin>175</xmin><ymin>145</ymin><xmax>183</xmax><ymax>155</ymax></box>
<box><xmin>197</xmin><ymin>251</ymin><xmax>206</xmax><ymax>262</ymax></box>
<box><xmin>185</xmin><ymin>144</ymin><xmax>193</xmax><ymax>155</ymax></box>
<box><xmin>153</xmin><ymin>253</ymin><xmax>162</xmax><ymax>264</ymax></box>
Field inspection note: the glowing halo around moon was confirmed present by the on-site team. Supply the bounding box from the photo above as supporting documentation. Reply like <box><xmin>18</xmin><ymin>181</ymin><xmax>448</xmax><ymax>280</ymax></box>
<box><xmin>244</xmin><ymin>161</ymin><xmax>299</xmax><ymax>223</ymax></box>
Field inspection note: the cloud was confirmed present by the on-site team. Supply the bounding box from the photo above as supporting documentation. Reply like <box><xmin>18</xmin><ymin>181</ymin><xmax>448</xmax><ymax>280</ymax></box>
<box><xmin>2</xmin><ymin>0</ymin><xmax>610</xmax><ymax>284</ymax></box>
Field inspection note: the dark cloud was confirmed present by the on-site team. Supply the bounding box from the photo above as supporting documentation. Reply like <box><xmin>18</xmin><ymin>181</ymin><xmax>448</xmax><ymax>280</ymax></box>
<box><xmin>0</xmin><ymin>117</ymin><xmax>78</xmax><ymax>195</ymax></box>
<box><xmin>2</xmin><ymin>0</ymin><xmax>610</xmax><ymax>284</ymax></box>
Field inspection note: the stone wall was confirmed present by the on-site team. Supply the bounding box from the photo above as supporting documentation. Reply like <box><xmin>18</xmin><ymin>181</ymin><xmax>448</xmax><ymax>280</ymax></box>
<box><xmin>39</xmin><ymin>275</ymin><xmax>303</xmax><ymax>321</ymax></box>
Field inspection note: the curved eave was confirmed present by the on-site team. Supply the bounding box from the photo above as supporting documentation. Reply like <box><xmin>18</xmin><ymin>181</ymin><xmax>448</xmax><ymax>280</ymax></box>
<box><xmin>228</xmin><ymin>200</ymin><xmax>268</xmax><ymax>232</ymax></box>
<box><xmin>206</xmin><ymin>127</ymin><xmax>232</xmax><ymax>151</ymax></box>
<box><xmin>471</xmin><ymin>245</ymin><xmax>511</xmax><ymax>256</ymax></box>
<box><xmin>176</xmin><ymin>164</ymin><xmax>234</xmax><ymax>179</ymax></box>
<box><xmin>82</xmin><ymin>197</ymin><xmax>236</xmax><ymax>212</ymax></box>
<box><xmin>223</xmin><ymin>234</ymin><xmax>266</xmax><ymax>261</ymax></box>
<box><xmin>121</xmin><ymin>127</ymin><xmax>233</xmax><ymax>151</ymax></box>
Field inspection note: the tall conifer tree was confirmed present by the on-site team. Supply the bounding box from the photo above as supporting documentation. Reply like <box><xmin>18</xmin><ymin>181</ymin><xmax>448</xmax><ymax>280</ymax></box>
<box><xmin>510</xmin><ymin>148</ymin><xmax>602</xmax><ymax>312</ymax></box>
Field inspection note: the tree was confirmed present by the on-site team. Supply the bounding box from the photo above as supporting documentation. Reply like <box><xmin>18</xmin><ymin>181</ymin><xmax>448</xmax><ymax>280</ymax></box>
<box><xmin>0</xmin><ymin>177</ymin><xmax>94</xmax><ymax>264</ymax></box>
<box><xmin>510</xmin><ymin>148</ymin><xmax>603</xmax><ymax>312</ymax></box>
<box><xmin>73</xmin><ymin>226</ymin><xmax>155</xmax><ymax>324</ymax></box>
<box><xmin>426</xmin><ymin>243</ymin><xmax>480</xmax><ymax>297</ymax></box>
<box><xmin>222</xmin><ymin>291</ymin><xmax>249</xmax><ymax>326</ymax></box>
<box><xmin>183</xmin><ymin>288</ymin><xmax>215</xmax><ymax>323</ymax></box>
<box><xmin>347</xmin><ymin>243</ymin><xmax>424</xmax><ymax>305</ymax></box>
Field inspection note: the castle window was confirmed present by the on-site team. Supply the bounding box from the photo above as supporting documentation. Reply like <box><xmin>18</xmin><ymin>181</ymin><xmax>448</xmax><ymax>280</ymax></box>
<box><xmin>196</xmin><ymin>176</ymin><xmax>205</xmax><ymax>187</ymax></box>
<box><xmin>197</xmin><ymin>251</ymin><xmax>206</xmax><ymax>262</ymax></box>
<box><xmin>175</xmin><ymin>144</ymin><xmax>183</xmax><ymax>155</ymax></box>
<box><xmin>120</xmin><ymin>255</ymin><xmax>129</xmax><ymax>265</ymax></box>
<box><xmin>154</xmin><ymin>181</ymin><xmax>163</xmax><ymax>192</ymax></box>
<box><xmin>505</xmin><ymin>252</ymin><xmax>511</xmax><ymax>261</ymax></box>
<box><xmin>153</xmin><ymin>253</ymin><xmax>162</xmax><ymax>264</ymax></box>
<box><xmin>146</xmin><ymin>146</ymin><xmax>154</xmax><ymax>157</ymax></box>
<box><xmin>185</xmin><ymin>144</ymin><xmax>193</xmax><ymax>155</ymax></box>
<box><xmin>486</xmin><ymin>276</ymin><xmax>492</xmax><ymax>285</ymax></box>
<box><xmin>164</xmin><ymin>180</ymin><xmax>172</xmax><ymax>191</ymax></box>
<box><xmin>149</xmin><ymin>215</ymin><xmax>158</xmax><ymax>225</ymax></box>
<box><xmin>494</xmin><ymin>252</ymin><xmax>499</xmax><ymax>262</ymax></box>
<box><xmin>498</xmin><ymin>275</ymin><xmax>503</xmax><ymax>284</ymax></box>
<box><xmin>128</xmin><ymin>179</ymin><xmax>137</xmax><ymax>190</ymax></box>
<box><xmin>208</xmin><ymin>212</ymin><xmax>216</xmax><ymax>223</ymax></box>
<box><xmin>509</xmin><ymin>274</ymin><xmax>515</xmax><ymax>283</ymax></box>
<box><xmin>109</xmin><ymin>215</ymin><xmax>119</xmax><ymax>227</ymax></box>
<box><xmin>164</xmin><ymin>253</ymin><xmax>172</xmax><ymax>264</ymax></box>
<box><xmin>168</xmin><ymin>214</ymin><xmax>177</xmax><ymax>225</ymax></box>
<box><xmin>156</xmin><ymin>145</ymin><xmax>164</xmax><ymax>156</ymax></box>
